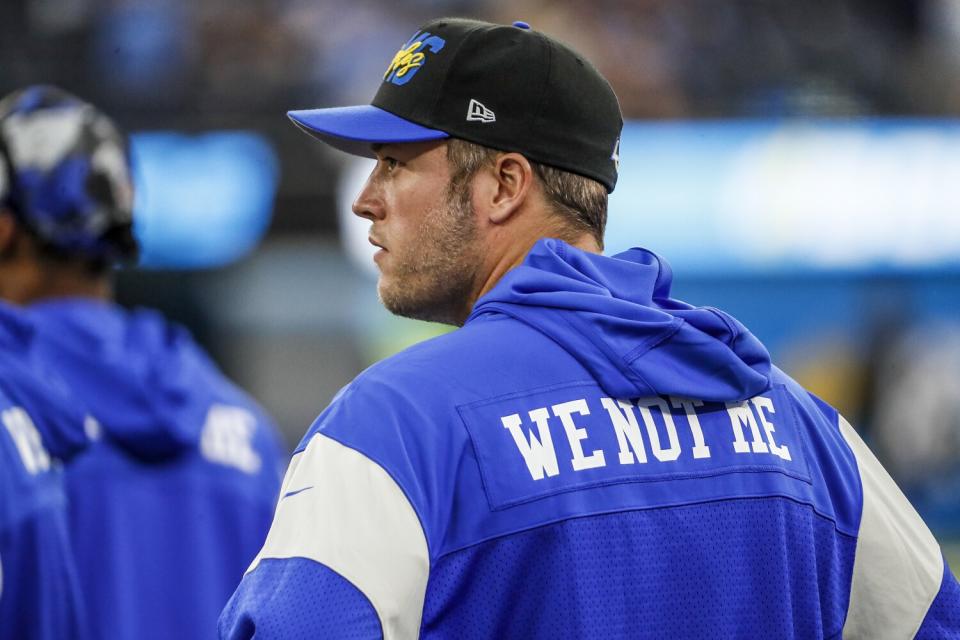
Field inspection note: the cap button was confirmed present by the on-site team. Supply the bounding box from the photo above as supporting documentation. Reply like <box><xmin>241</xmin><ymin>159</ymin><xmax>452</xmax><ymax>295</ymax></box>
<box><xmin>512</xmin><ymin>20</ymin><xmax>531</xmax><ymax>30</ymax></box>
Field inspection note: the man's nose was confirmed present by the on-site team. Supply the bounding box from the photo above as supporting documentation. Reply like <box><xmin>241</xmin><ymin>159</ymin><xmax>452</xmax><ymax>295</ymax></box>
<box><xmin>352</xmin><ymin>175</ymin><xmax>385</xmax><ymax>221</ymax></box>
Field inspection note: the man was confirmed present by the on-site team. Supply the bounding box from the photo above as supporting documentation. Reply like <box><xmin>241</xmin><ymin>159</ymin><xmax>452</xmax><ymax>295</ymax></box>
<box><xmin>0</xmin><ymin>85</ymin><xmax>286</xmax><ymax>640</ymax></box>
<box><xmin>221</xmin><ymin>18</ymin><xmax>960</xmax><ymax>639</ymax></box>
<box><xmin>0</xmin><ymin>303</ymin><xmax>89</xmax><ymax>640</ymax></box>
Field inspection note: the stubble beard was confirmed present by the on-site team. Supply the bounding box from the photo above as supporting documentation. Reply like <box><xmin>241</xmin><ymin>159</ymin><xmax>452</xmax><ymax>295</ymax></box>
<box><xmin>377</xmin><ymin>184</ymin><xmax>481</xmax><ymax>326</ymax></box>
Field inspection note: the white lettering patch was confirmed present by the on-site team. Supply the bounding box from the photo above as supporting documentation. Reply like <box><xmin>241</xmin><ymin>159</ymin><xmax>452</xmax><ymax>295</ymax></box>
<box><xmin>459</xmin><ymin>383</ymin><xmax>810</xmax><ymax>509</ymax></box>
<box><xmin>200</xmin><ymin>404</ymin><xmax>261</xmax><ymax>474</ymax></box>
<box><xmin>2</xmin><ymin>407</ymin><xmax>51</xmax><ymax>475</ymax></box>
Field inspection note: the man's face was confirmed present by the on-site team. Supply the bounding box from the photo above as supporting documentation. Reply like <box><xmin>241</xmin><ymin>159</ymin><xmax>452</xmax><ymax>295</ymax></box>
<box><xmin>352</xmin><ymin>140</ymin><xmax>481</xmax><ymax>325</ymax></box>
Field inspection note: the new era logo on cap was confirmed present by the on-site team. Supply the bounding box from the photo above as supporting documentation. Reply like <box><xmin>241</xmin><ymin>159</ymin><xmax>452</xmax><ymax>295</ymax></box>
<box><xmin>466</xmin><ymin>99</ymin><xmax>495</xmax><ymax>124</ymax></box>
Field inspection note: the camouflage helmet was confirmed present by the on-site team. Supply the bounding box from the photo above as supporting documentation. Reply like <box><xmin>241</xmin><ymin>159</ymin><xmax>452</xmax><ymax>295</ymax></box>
<box><xmin>0</xmin><ymin>85</ymin><xmax>137</xmax><ymax>263</ymax></box>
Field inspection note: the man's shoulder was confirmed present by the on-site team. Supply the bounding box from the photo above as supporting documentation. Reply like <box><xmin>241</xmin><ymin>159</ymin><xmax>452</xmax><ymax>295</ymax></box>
<box><xmin>766</xmin><ymin>365</ymin><xmax>839</xmax><ymax>426</ymax></box>
<box><xmin>294</xmin><ymin>315</ymin><xmax>552</xmax><ymax>465</ymax></box>
<box><xmin>358</xmin><ymin>314</ymin><xmax>561</xmax><ymax>392</ymax></box>
<box><xmin>0</xmin><ymin>378</ymin><xmax>69</xmax><ymax>534</ymax></box>
<box><xmin>0</xmin><ymin>301</ymin><xmax>34</xmax><ymax>354</ymax></box>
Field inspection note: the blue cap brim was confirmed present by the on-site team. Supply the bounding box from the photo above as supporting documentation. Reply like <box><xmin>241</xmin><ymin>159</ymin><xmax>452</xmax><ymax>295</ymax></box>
<box><xmin>287</xmin><ymin>105</ymin><xmax>449</xmax><ymax>158</ymax></box>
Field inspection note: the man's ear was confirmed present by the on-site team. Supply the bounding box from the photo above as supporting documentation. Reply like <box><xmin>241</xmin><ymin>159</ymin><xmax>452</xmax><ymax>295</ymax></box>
<box><xmin>479</xmin><ymin>152</ymin><xmax>534</xmax><ymax>225</ymax></box>
<box><xmin>0</xmin><ymin>211</ymin><xmax>17</xmax><ymax>257</ymax></box>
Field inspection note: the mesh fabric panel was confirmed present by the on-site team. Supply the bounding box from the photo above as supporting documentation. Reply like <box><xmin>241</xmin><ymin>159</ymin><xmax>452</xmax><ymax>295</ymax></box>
<box><xmin>422</xmin><ymin>497</ymin><xmax>855</xmax><ymax>639</ymax></box>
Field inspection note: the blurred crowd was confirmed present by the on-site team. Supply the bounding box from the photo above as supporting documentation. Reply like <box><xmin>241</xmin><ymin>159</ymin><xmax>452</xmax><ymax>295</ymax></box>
<box><xmin>6</xmin><ymin>0</ymin><xmax>960</xmax><ymax>122</ymax></box>
<box><xmin>4</xmin><ymin>0</ymin><xmax>960</xmax><ymax>234</ymax></box>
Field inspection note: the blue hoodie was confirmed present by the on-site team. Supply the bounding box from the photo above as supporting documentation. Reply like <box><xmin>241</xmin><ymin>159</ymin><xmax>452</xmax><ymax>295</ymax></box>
<box><xmin>27</xmin><ymin>299</ymin><xmax>286</xmax><ymax>640</ymax></box>
<box><xmin>0</xmin><ymin>303</ymin><xmax>89</xmax><ymax>640</ymax></box>
<box><xmin>221</xmin><ymin>239</ymin><xmax>959</xmax><ymax>640</ymax></box>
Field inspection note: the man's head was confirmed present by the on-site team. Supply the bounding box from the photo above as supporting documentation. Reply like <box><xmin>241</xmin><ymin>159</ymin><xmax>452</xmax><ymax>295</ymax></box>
<box><xmin>351</xmin><ymin>136</ymin><xmax>611</xmax><ymax>325</ymax></box>
<box><xmin>290</xmin><ymin>18</ymin><xmax>622</xmax><ymax>324</ymax></box>
<box><xmin>0</xmin><ymin>85</ymin><xmax>137</xmax><ymax>304</ymax></box>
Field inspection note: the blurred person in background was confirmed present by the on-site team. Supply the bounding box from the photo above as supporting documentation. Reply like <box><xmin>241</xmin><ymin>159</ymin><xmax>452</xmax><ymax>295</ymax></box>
<box><xmin>0</xmin><ymin>304</ymin><xmax>89</xmax><ymax>640</ymax></box>
<box><xmin>221</xmin><ymin>18</ymin><xmax>959</xmax><ymax>639</ymax></box>
<box><xmin>0</xmin><ymin>85</ymin><xmax>286</xmax><ymax>640</ymax></box>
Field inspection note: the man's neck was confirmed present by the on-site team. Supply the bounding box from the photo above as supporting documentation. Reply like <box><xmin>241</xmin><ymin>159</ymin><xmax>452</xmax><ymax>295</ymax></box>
<box><xmin>0</xmin><ymin>263</ymin><xmax>112</xmax><ymax>305</ymax></box>
<box><xmin>26</xmin><ymin>280</ymin><xmax>112</xmax><ymax>305</ymax></box>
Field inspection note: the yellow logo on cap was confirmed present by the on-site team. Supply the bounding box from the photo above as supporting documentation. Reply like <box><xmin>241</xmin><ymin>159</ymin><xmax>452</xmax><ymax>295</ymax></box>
<box><xmin>384</xmin><ymin>42</ymin><xmax>426</xmax><ymax>81</ymax></box>
<box><xmin>382</xmin><ymin>30</ymin><xmax>446</xmax><ymax>86</ymax></box>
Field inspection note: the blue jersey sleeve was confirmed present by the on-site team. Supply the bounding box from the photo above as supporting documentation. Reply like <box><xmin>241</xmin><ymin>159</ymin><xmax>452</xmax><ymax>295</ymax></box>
<box><xmin>219</xmin><ymin>558</ymin><xmax>382</xmax><ymax>640</ymax></box>
<box><xmin>218</xmin><ymin>377</ymin><xmax>432</xmax><ymax>640</ymax></box>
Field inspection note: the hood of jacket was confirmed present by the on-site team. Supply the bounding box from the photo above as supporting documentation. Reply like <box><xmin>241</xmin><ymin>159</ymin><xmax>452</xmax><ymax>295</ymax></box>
<box><xmin>28</xmin><ymin>299</ymin><xmax>225</xmax><ymax>460</ymax></box>
<box><xmin>469</xmin><ymin>239</ymin><xmax>771</xmax><ymax>402</ymax></box>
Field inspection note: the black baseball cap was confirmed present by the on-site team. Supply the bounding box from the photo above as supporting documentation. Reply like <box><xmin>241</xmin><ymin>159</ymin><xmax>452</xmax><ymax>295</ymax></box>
<box><xmin>288</xmin><ymin>18</ymin><xmax>623</xmax><ymax>192</ymax></box>
<box><xmin>0</xmin><ymin>85</ymin><xmax>137</xmax><ymax>263</ymax></box>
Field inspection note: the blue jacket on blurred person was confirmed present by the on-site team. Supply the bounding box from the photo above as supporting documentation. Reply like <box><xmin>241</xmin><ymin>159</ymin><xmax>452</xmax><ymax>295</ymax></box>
<box><xmin>0</xmin><ymin>303</ymin><xmax>89</xmax><ymax>640</ymax></box>
<box><xmin>0</xmin><ymin>85</ymin><xmax>286</xmax><ymax>640</ymax></box>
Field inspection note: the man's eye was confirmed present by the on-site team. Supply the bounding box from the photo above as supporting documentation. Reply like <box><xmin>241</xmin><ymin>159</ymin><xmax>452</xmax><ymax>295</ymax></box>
<box><xmin>383</xmin><ymin>157</ymin><xmax>399</xmax><ymax>171</ymax></box>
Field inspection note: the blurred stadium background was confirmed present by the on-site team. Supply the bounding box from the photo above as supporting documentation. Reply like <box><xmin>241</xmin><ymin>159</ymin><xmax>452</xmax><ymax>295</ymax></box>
<box><xmin>3</xmin><ymin>0</ymin><xmax>960</xmax><ymax>559</ymax></box>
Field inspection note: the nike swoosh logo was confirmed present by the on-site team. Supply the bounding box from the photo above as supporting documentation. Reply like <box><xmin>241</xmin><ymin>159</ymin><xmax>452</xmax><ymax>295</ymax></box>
<box><xmin>282</xmin><ymin>486</ymin><xmax>314</xmax><ymax>499</ymax></box>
